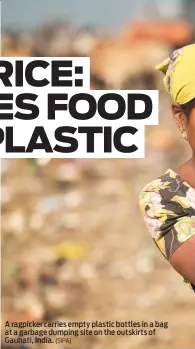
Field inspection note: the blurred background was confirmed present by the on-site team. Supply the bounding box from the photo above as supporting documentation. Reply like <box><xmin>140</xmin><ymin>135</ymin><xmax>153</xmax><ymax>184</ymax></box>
<box><xmin>2</xmin><ymin>1</ymin><xmax>195</xmax><ymax>349</ymax></box>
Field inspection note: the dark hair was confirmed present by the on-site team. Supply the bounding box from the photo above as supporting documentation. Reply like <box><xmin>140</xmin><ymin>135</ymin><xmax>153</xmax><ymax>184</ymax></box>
<box><xmin>179</xmin><ymin>98</ymin><xmax>195</xmax><ymax>119</ymax></box>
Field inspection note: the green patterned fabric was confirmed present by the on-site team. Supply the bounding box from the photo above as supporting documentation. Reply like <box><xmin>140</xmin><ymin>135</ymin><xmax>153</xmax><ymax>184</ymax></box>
<box><xmin>139</xmin><ymin>169</ymin><xmax>195</xmax><ymax>292</ymax></box>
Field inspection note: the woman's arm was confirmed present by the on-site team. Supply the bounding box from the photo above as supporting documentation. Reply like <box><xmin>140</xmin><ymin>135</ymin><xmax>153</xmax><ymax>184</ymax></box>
<box><xmin>170</xmin><ymin>235</ymin><xmax>195</xmax><ymax>285</ymax></box>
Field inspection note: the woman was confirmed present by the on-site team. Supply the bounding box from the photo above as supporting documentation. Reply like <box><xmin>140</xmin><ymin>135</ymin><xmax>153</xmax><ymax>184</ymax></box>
<box><xmin>139</xmin><ymin>44</ymin><xmax>195</xmax><ymax>292</ymax></box>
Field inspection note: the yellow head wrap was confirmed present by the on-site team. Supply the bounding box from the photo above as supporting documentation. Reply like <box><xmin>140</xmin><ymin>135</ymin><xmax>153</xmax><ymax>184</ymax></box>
<box><xmin>156</xmin><ymin>44</ymin><xmax>195</xmax><ymax>105</ymax></box>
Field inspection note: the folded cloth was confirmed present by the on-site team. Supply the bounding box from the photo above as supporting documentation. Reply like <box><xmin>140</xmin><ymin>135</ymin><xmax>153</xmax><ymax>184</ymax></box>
<box><xmin>156</xmin><ymin>44</ymin><xmax>195</xmax><ymax>105</ymax></box>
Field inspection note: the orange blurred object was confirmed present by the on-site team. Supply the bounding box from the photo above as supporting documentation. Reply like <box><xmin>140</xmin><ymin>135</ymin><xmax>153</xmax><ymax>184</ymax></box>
<box><xmin>126</xmin><ymin>20</ymin><xmax>194</xmax><ymax>46</ymax></box>
<box><xmin>6</xmin><ymin>311</ymin><xmax>41</xmax><ymax>322</ymax></box>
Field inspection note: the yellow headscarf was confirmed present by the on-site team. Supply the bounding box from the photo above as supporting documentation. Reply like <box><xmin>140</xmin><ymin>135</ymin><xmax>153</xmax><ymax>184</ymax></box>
<box><xmin>156</xmin><ymin>44</ymin><xmax>195</xmax><ymax>105</ymax></box>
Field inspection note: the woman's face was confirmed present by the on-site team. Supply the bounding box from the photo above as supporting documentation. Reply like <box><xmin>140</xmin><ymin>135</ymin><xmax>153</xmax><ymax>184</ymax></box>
<box><xmin>172</xmin><ymin>104</ymin><xmax>195</xmax><ymax>153</ymax></box>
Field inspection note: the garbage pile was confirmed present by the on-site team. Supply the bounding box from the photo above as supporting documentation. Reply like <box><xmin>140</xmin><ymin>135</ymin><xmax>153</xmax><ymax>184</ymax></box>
<box><xmin>2</xmin><ymin>97</ymin><xmax>194</xmax><ymax>349</ymax></box>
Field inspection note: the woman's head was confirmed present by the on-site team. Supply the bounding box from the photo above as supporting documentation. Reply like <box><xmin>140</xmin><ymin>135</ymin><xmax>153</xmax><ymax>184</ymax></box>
<box><xmin>156</xmin><ymin>44</ymin><xmax>195</xmax><ymax>152</ymax></box>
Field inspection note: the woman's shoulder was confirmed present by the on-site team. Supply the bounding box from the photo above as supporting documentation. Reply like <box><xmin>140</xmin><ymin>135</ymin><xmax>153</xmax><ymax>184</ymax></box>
<box><xmin>139</xmin><ymin>168</ymin><xmax>195</xmax><ymax>214</ymax></box>
<box><xmin>139</xmin><ymin>169</ymin><xmax>176</xmax><ymax>197</ymax></box>
<box><xmin>139</xmin><ymin>171</ymin><xmax>171</xmax><ymax>214</ymax></box>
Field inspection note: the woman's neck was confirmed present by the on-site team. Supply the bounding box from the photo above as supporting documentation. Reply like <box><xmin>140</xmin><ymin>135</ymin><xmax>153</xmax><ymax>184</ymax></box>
<box><xmin>175</xmin><ymin>157</ymin><xmax>195</xmax><ymax>189</ymax></box>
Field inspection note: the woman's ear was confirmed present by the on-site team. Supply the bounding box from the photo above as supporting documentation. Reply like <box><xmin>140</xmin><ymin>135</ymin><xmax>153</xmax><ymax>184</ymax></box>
<box><xmin>171</xmin><ymin>104</ymin><xmax>186</xmax><ymax>126</ymax></box>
